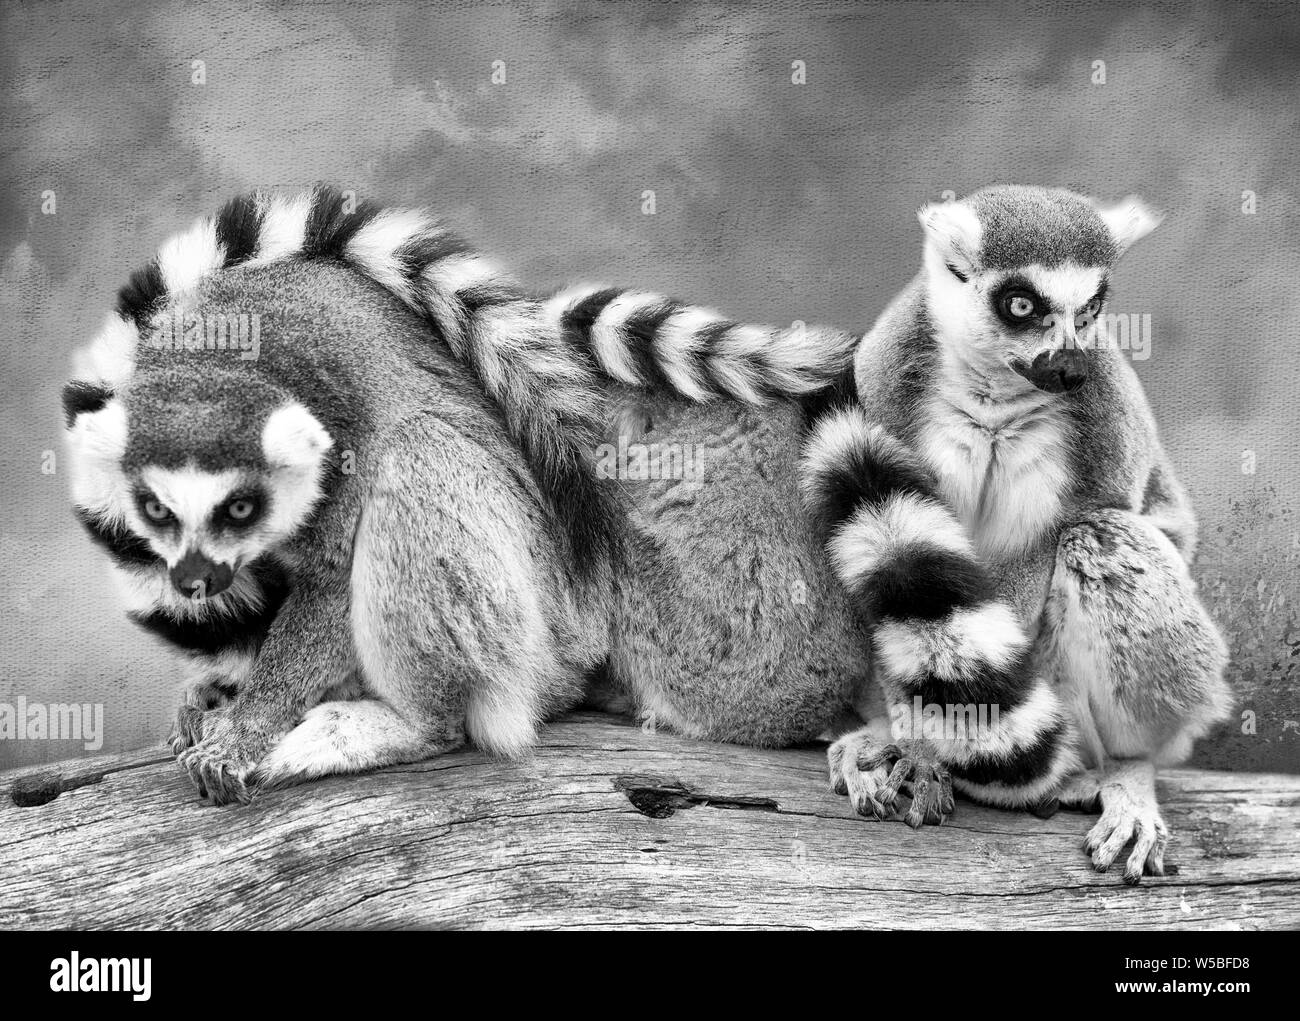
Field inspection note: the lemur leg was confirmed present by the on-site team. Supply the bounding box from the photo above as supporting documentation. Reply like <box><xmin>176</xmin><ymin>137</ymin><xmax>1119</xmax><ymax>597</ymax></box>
<box><xmin>176</xmin><ymin>573</ymin><xmax>357</xmax><ymax>803</ymax></box>
<box><xmin>168</xmin><ymin>651</ymin><xmax>251</xmax><ymax>754</ymax></box>
<box><xmin>1042</xmin><ymin>508</ymin><xmax>1231</xmax><ymax>883</ymax></box>
<box><xmin>244</xmin><ymin>415</ymin><xmax>592</xmax><ymax>796</ymax></box>
<box><xmin>802</xmin><ymin>408</ymin><xmax>1079</xmax><ymax>825</ymax></box>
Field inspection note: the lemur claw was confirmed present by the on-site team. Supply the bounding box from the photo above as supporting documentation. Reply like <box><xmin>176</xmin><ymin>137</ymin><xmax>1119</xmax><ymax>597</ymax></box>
<box><xmin>828</xmin><ymin>730</ymin><xmax>954</xmax><ymax>827</ymax></box>
<box><xmin>1080</xmin><ymin>771</ymin><xmax>1170</xmax><ymax>884</ymax></box>
<box><xmin>175</xmin><ymin>708</ymin><xmax>270</xmax><ymax>806</ymax></box>
<box><xmin>168</xmin><ymin>704</ymin><xmax>206</xmax><ymax>756</ymax></box>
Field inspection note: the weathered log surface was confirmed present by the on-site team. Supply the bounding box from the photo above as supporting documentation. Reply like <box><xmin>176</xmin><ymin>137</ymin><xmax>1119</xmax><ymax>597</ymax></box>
<box><xmin>0</xmin><ymin>712</ymin><xmax>1296</xmax><ymax>930</ymax></box>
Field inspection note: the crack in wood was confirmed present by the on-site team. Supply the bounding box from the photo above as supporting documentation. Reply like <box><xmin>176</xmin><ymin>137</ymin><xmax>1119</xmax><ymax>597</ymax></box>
<box><xmin>613</xmin><ymin>774</ymin><xmax>780</xmax><ymax>818</ymax></box>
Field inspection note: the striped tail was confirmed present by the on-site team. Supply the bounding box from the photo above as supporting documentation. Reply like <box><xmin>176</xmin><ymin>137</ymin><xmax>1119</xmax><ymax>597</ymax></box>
<box><xmin>73</xmin><ymin>185</ymin><xmax>622</xmax><ymax>572</ymax></box>
<box><xmin>542</xmin><ymin>285</ymin><xmax>858</xmax><ymax>406</ymax></box>
<box><xmin>307</xmin><ymin>188</ymin><xmax>620</xmax><ymax>569</ymax></box>
<box><xmin>800</xmin><ymin>407</ymin><xmax>1081</xmax><ymax>810</ymax></box>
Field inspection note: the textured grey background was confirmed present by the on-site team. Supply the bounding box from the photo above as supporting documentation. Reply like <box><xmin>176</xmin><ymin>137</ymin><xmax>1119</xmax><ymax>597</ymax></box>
<box><xmin>0</xmin><ymin>0</ymin><xmax>1296</xmax><ymax>771</ymax></box>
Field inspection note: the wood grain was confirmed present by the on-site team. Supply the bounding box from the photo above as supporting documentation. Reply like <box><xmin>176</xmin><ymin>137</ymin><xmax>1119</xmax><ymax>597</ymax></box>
<box><xmin>1</xmin><ymin>712</ymin><xmax>1296</xmax><ymax>930</ymax></box>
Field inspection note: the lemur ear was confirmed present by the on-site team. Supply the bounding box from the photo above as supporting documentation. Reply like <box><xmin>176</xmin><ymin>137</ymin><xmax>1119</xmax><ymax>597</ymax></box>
<box><xmin>66</xmin><ymin>394</ymin><xmax>129</xmax><ymax>461</ymax></box>
<box><xmin>1097</xmin><ymin>196</ymin><xmax>1163</xmax><ymax>257</ymax></box>
<box><xmin>261</xmin><ymin>402</ymin><xmax>333</xmax><ymax>470</ymax></box>
<box><xmin>917</xmin><ymin>201</ymin><xmax>982</xmax><ymax>280</ymax></box>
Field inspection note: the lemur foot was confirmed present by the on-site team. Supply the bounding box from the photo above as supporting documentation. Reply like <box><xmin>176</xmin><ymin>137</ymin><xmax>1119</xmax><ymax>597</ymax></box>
<box><xmin>175</xmin><ymin>707</ymin><xmax>276</xmax><ymax>806</ymax></box>
<box><xmin>828</xmin><ymin>729</ymin><xmax>954</xmax><ymax>826</ymax></box>
<box><xmin>1079</xmin><ymin>762</ymin><xmax>1170</xmax><ymax>884</ymax></box>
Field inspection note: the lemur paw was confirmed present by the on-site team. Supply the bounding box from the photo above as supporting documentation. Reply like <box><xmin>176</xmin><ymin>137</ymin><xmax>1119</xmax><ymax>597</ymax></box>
<box><xmin>168</xmin><ymin>677</ymin><xmax>237</xmax><ymax>755</ymax></box>
<box><xmin>175</xmin><ymin>709</ymin><xmax>272</xmax><ymax>806</ymax></box>
<box><xmin>1082</xmin><ymin>779</ymin><xmax>1170</xmax><ymax>884</ymax></box>
<box><xmin>167</xmin><ymin>705</ymin><xmax>207</xmax><ymax>755</ymax></box>
<box><xmin>828</xmin><ymin>730</ymin><xmax>954</xmax><ymax>826</ymax></box>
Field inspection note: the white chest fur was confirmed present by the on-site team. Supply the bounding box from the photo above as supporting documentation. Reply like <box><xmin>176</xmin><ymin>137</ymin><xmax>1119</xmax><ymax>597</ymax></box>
<box><xmin>917</xmin><ymin>372</ymin><xmax>1070</xmax><ymax>561</ymax></box>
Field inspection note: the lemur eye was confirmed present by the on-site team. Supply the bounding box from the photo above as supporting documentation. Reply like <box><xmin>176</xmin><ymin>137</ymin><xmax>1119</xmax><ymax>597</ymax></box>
<box><xmin>143</xmin><ymin>498</ymin><xmax>173</xmax><ymax>522</ymax></box>
<box><xmin>226</xmin><ymin>498</ymin><xmax>257</xmax><ymax>521</ymax></box>
<box><xmin>1003</xmin><ymin>293</ymin><xmax>1036</xmax><ymax>320</ymax></box>
<box><xmin>1003</xmin><ymin>292</ymin><xmax>1034</xmax><ymax>316</ymax></box>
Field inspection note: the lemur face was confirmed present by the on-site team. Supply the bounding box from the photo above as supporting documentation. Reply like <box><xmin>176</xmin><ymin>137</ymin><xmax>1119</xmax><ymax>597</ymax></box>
<box><xmin>131</xmin><ymin>464</ymin><xmax>276</xmax><ymax>598</ymax></box>
<box><xmin>917</xmin><ymin>185</ymin><xmax>1161</xmax><ymax>394</ymax></box>
<box><xmin>66</xmin><ymin>375</ymin><xmax>333</xmax><ymax>606</ymax></box>
<box><xmin>128</xmin><ymin>400</ymin><xmax>333</xmax><ymax>600</ymax></box>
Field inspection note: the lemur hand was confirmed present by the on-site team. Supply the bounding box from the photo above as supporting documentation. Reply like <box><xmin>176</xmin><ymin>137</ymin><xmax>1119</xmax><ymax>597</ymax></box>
<box><xmin>828</xmin><ymin>728</ymin><xmax>955</xmax><ymax>827</ymax></box>
<box><xmin>176</xmin><ymin>705</ymin><xmax>280</xmax><ymax>806</ymax></box>
<box><xmin>168</xmin><ymin>677</ymin><xmax>237</xmax><ymax>755</ymax></box>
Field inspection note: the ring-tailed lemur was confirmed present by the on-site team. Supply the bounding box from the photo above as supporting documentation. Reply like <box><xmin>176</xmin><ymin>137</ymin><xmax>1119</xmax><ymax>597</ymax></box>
<box><xmin>799</xmin><ymin>186</ymin><xmax>1232</xmax><ymax>881</ymax></box>
<box><xmin>64</xmin><ymin>184</ymin><xmax>862</xmax><ymax>805</ymax></box>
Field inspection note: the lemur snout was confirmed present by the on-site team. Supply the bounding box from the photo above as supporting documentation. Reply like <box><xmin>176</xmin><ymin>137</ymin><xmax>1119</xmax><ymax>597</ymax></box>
<box><xmin>170</xmin><ymin>550</ymin><xmax>234</xmax><ymax>598</ymax></box>
<box><xmin>1012</xmin><ymin>347</ymin><xmax>1088</xmax><ymax>394</ymax></box>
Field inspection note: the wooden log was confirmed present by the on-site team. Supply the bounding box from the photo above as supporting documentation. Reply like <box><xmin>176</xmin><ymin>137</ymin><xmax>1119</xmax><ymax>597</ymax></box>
<box><xmin>1</xmin><ymin>712</ymin><xmax>1296</xmax><ymax>930</ymax></box>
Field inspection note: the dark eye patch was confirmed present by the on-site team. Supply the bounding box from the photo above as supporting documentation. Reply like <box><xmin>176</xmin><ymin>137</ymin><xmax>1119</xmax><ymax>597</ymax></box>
<box><xmin>991</xmin><ymin>278</ymin><xmax>1047</xmax><ymax>328</ymax></box>
<box><xmin>133</xmin><ymin>488</ymin><xmax>178</xmax><ymax>530</ymax></box>
<box><xmin>213</xmin><ymin>489</ymin><xmax>268</xmax><ymax>529</ymax></box>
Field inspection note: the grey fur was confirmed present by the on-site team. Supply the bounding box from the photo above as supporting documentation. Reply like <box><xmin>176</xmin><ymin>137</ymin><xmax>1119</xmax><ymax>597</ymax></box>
<box><xmin>967</xmin><ymin>185</ymin><xmax>1117</xmax><ymax>269</ymax></box>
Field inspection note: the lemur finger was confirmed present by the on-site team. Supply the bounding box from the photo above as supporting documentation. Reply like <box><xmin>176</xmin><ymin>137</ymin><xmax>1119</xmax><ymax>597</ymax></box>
<box><xmin>827</xmin><ymin>742</ymin><xmax>849</xmax><ymax>794</ymax></box>
<box><xmin>938</xmin><ymin>768</ymin><xmax>956</xmax><ymax>816</ymax></box>
<box><xmin>1089</xmin><ymin>815</ymin><xmax>1136</xmax><ymax>872</ymax></box>
<box><xmin>903</xmin><ymin>775</ymin><xmax>933</xmax><ymax>829</ymax></box>
<box><xmin>169</xmin><ymin>705</ymin><xmax>205</xmax><ymax>755</ymax></box>
<box><xmin>1124</xmin><ymin>820</ymin><xmax>1159</xmax><ymax>885</ymax></box>
<box><xmin>1146</xmin><ymin>821</ymin><xmax>1170</xmax><ymax>878</ymax></box>
<box><xmin>855</xmin><ymin>743</ymin><xmax>903</xmax><ymax>772</ymax></box>
<box><xmin>845</xmin><ymin>767</ymin><xmax>891</xmax><ymax>820</ymax></box>
<box><xmin>878</xmin><ymin>756</ymin><xmax>913</xmax><ymax>807</ymax></box>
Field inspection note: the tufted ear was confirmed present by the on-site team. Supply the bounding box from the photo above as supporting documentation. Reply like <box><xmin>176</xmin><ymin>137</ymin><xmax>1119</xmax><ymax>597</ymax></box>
<box><xmin>66</xmin><ymin>394</ymin><xmax>128</xmax><ymax>460</ymax></box>
<box><xmin>261</xmin><ymin>402</ymin><xmax>333</xmax><ymax>470</ymax></box>
<box><xmin>1096</xmin><ymin>196</ymin><xmax>1162</xmax><ymax>257</ymax></box>
<box><xmin>917</xmin><ymin>200</ymin><xmax>983</xmax><ymax>280</ymax></box>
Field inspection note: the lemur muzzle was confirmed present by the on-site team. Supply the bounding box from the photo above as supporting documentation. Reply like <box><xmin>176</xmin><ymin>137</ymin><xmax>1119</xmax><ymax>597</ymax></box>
<box><xmin>1012</xmin><ymin>347</ymin><xmax>1088</xmax><ymax>394</ymax></box>
<box><xmin>170</xmin><ymin>550</ymin><xmax>235</xmax><ymax>599</ymax></box>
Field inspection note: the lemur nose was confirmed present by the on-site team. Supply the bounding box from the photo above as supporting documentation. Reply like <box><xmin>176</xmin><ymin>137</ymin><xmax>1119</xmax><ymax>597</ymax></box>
<box><xmin>169</xmin><ymin>551</ymin><xmax>234</xmax><ymax>599</ymax></box>
<box><xmin>1013</xmin><ymin>348</ymin><xmax>1089</xmax><ymax>395</ymax></box>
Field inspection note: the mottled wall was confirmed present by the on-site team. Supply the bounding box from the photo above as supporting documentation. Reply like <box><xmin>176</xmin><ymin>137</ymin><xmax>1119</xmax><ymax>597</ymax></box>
<box><xmin>1</xmin><ymin>0</ymin><xmax>1296</xmax><ymax>771</ymax></box>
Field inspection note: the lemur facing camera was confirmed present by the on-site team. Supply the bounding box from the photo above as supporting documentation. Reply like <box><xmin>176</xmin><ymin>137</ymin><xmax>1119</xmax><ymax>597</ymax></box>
<box><xmin>800</xmin><ymin>186</ymin><xmax>1232</xmax><ymax>882</ymax></box>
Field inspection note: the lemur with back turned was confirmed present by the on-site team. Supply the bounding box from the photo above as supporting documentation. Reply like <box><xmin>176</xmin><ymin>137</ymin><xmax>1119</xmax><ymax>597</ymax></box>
<box><xmin>799</xmin><ymin>186</ymin><xmax>1232</xmax><ymax>882</ymax></box>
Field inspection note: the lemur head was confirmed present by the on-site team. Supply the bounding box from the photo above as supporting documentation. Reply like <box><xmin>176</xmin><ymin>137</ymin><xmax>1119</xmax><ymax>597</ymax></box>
<box><xmin>917</xmin><ymin>185</ymin><xmax>1161</xmax><ymax>394</ymax></box>
<box><xmin>66</xmin><ymin>364</ymin><xmax>333</xmax><ymax>603</ymax></box>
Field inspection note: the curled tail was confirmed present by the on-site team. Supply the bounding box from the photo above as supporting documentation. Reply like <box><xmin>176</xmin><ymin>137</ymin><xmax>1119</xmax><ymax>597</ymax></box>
<box><xmin>543</xmin><ymin>284</ymin><xmax>858</xmax><ymax>405</ymax></box>
<box><xmin>96</xmin><ymin>184</ymin><xmax>621</xmax><ymax>571</ymax></box>
<box><xmin>800</xmin><ymin>406</ymin><xmax>1081</xmax><ymax>810</ymax></box>
<box><xmin>300</xmin><ymin>187</ymin><xmax>619</xmax><ymax>569</ymax></box>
